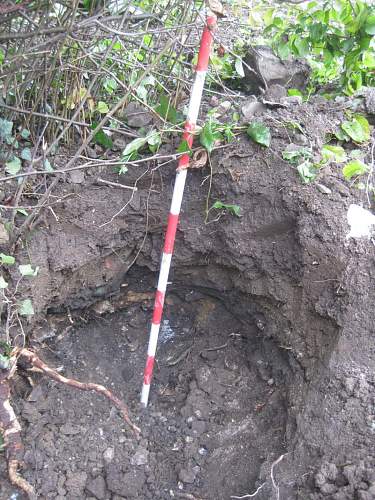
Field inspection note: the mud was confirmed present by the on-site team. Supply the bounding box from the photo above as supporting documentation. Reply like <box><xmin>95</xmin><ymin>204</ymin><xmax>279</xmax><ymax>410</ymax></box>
<box><xmin>1</xmin><ymin>97</ymin><xmax>375</xmax><ymax>499</ymax></box>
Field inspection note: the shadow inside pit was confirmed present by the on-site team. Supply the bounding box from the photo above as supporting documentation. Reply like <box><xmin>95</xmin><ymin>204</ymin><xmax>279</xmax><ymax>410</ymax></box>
<box><xmin>9</xmin><ymin>268</ymin><xmax>297</xmax><ymax>500</ymax></box>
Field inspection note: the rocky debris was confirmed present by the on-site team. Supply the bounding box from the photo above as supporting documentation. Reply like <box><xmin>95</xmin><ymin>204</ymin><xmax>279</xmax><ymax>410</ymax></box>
<box><xmin>112</xmin><ymin>136</ymin><xmax>127</xmax><ymax>151</ymax></box>
<box><xmin>106</xmin><ymin>465</ymin><xmax>146</xmax><ymax>497</ymax></box>
<box><xmin>364</xmin><ymin>87</ymin><xmax>375</xmax><ymax>115</ymax></box>
<box><xmin>120</xmin><ymin>102</ymin><xmax>153</xmax><ymax>128</ymax></box>
<box><xmin>69</xmin><ymin>169</ymin><xmax>85</xmax><ymax>184</ymax></box>
<box><xmin>314</xmin><ymin>460</ymin><xmax>375</xmax><ymax>499</ymax></box>
<box><xmin>103</xmin><ymin>447</ymin><xmax>115</xmax><ymax>464</ymax></box>
<box><xmin>130</xmin><ymin>445</ymin><xmax>149</xmax><ymax>466</ymax></box>
<box><xmin>85</xmin><ymin>146</ymin><xmax>98</xmax><ymax>159</ymax></box>
<box><xmin>241</xmin><ymin>97</ymin><xmax>266</xmax><ymax>120</ymax></box>
<box><xmin>60</xmin><ymin>423</ymin><xmax>82</xmax><ymax>435</ymax></box>
<box><xmin>85</xmin><ymin>476</ymin><xmax>107</xmax><ymax>500</ymax></box>
<box><xmin>264</xmin><ymin>83</ymin><xmax>287</xmax><ymax>101</ymax></box>
<box><xmin>243</xmin><ymin>45</ymin><xmax>310</xmax><ymax>95</ymax></box>
<box><xmin>38</xmin><ymin>469</ymin><xmax>59</xmax><ymax>496</ymax></box>
<box><xmin>178</xmin><ymin>467</ymin><xmax>197</xmax><ymax>484</ymax></box>
<box><xmin>65</xmin><ymin>471</ymin><xmax>88</xmax><ymax>497</ymax></box>
<box><xmin>281</xmin><ymin>95</ymin><xmax>303</xmax><ymax>106</ymax></box>
<box><xmin>188</xmin><ymin>419</ymin><xmax>206</xmax><ymax>437</ymax></box>
<box><xmin>316</xmin><ymin>183</ymin><xmax>332</xmax><ymax>195</ymax></box>
<box><xmin>26</xmin><ymin>384</ymin><xmax>45</xmax><ymax>403</ymax></box>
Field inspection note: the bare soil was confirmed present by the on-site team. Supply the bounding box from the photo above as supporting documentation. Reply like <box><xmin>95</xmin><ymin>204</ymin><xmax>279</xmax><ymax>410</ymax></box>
<box><xmin>1</xmin><ymin>97</ymin><xmax>375</xmax><ymax>499</ymax></box>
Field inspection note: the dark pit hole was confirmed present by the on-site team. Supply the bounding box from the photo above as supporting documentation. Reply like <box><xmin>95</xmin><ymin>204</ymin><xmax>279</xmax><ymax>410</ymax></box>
<box><xmin>28</xmin><ymin>264</ymin><xmax>301</xmax><ymax>500</ymax></box>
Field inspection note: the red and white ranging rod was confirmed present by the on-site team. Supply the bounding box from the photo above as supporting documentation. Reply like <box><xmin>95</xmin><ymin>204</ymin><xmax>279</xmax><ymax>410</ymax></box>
<box><xmin>140</xmin><ymin>10</ymin><xmax>217</xmax><ymax>407</ymax></box>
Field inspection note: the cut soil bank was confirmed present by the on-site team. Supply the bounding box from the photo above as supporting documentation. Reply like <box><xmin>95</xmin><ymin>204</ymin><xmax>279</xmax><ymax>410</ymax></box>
<box><xmin>1</xmin><ymin>98</ymin><xmax>375</xmax><ymax>499</ymax></box>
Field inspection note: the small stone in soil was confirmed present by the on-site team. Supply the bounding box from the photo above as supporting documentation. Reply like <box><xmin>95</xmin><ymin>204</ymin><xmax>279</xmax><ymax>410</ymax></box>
<box><xmin>178</xmin><ymin>467</ymin><xmax>197</xmax><ymax>484</ymax></box>
<box><xmin>85</xmin><ymin>476</ymin><xmax>107</xmax><ymax>500</ymax></box>
<box><xmin>69</xmin><ymin>170</ymin><xmax>85</xmax><ymax>184</ymax></box>
<box><xmin>189</xmin><ymin>420</ymin><xmax>206</xmax><ymax>436</ymax></box>
<box><xmin>130</xmin><ymin>447</ymin><xmax>149</xmax><ymax>466</ymax></box>
<box><xmin>103</xmin><ymin>447</ymin><xmax>115</xmax><ymax>464</ymax></box>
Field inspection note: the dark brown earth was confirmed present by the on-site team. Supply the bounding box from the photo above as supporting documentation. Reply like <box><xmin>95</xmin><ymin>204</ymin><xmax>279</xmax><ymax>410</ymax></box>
<box><xmin>1</xmin><ymin>97</ymin><xmax>375</xmax><ymax>499</ymax></box>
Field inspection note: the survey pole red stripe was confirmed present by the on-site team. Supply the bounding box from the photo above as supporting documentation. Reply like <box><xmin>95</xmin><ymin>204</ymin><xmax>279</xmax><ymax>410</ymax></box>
<box><xmin>140</xmin><ymin>11</ymin><xmax>217</xmax><ymax>407</ymax></box>
<box><xmin>163</xmin><ymin>213</ymin><xmax>179</xmax><ymax>253</ymax></box>
<box><xmin>152</xmin><ymin>290</ymin><xmax>165</xmax><ymax>325</ymax></box>
<box><xmin>196</xmin><ymin>20</ymin><xmax>215</xmax><ymax>71</ymax></box>
<box><xmin>143</xmin><ymin>356</ymin><xmax>155</xmax><ymax>385</ymax></box>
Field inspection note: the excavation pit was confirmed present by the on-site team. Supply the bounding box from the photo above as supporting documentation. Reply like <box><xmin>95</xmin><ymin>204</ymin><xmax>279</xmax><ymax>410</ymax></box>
<box><xmin>1</xmin><ymin>100</ymin><xmax>375</xmax><ymax>499</ymax></box>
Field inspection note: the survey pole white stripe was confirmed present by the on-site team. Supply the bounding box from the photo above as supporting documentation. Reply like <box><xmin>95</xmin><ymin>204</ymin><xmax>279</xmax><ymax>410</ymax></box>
<box><xmin>170</xmin><ymin>168</ymin><xmax>188</xmax><ymax>214</ymax></box>
<box><xmin>140</xmin><ymin>384</ymin><xmax>150</xmax><ymax>406</ymax></box>
<box><xmin>147</xmin><ymin>323</ymin><xmax>160</xmax><ymax>355</ymax></box>
<box><xmin>187</xmin><ymin>70</ymin><xmax>206</xmax><ymax>124</ymax></box>
<box><xmin>157</xmin><ymin>253</ymin><xmax>172</xmax><ymax>293</ymax></box>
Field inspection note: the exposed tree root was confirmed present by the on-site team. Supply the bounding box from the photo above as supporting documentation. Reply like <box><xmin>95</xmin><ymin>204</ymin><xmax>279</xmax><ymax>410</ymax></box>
<box><xmin>17</xmin><ymin>348</ymin><xmax>141</xmax><ymax>436</ymax></box>
<box><xmin>0</xmin><ymin>348</ymin><xmax>140</xmax><ymax>499</ymax></box>
<box><xmin>0</xmin><ymin>360</ymin><xmax>37</xmax><ymax>500</ymax></box>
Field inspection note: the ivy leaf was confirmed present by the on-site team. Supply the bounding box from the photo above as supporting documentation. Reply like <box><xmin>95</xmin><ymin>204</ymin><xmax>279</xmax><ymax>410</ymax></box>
<box><xmin>211</xmin><ymin>201</ymin><xmax>241</xmax><ymax>217</ymax></box>
<box><xmin>21</xmin><ymin>148</ymin><xmax>32</xmax><ymax>161</ymax></box>
<box><xmin>342</xmin><ymin>159</ymin><xmax>369</xmax><ymax>180</ymax></box>
<box><xmin>0</xmin><ymin>253</ymin><xmax>15</xmax><ymax>265</ymax></box>
<box><xmin>341</xmin><ymin>115</ymin><xmax>370</xmax><ymax>143</ymax></box>
<box><xmin>155</xmin><ymin>95</ymin><xmax>184</xmax><ymax>124</ymax></box>
<box><xmin>294</xmin><ymin>37</ymin><xmax>309</xmax><ymax>57</ymax></box>
<box><xmin>103</xmin><ymin>78</ymin><xmax>118</xmax><ymax>94</ymax></box>
<box><xmin>20</xmin><ymin>128</ymin><xmax>30</xmax><ymax>139</ymax></box>
<box><xmin>96</xmin><ymin>101</ymin><xmax>109</xmax><ymax>114</ymax></box>
<box><xmin>246</xmin><ymin>122</ymin><xmax>271</xmax><ymax>147</ymax></box>
<box><xmin>200</xmin><ymin>121</ymin><xmax>222</xmax><ymax>153</ymax></box>
<box><xmin>364</xmin><ymin>14</ymin><xmax>375</xmax><ymax>35</ymax></box>
<box><xmin>287</xmin><ymin>89</ymin><xmax>303</xmax><ymax>97</ymax></box>
<box><xmin>321</xmin><ymin>145</ymin><xmax>347</xmax><ymax>164</ymax></box>
<box><xmin>18</xmin><ymin>299</ymin><xmax>34</xmax><ymax>316</ymax></box>
<box><xmin>0</xmin><ymin>118</ymin><xmax>13</xmax><ymax>140</ymax></box>
<box><xmin>91</xmin><ymin>122</ymin><xmax>113</xmax><ymax>149</ymax></box>
<box><xmin>0</xmin><ymin>275</ymin><xmax>8</xmax><ymax>289</ymax></box>
<box><xmin>147</xmin><ymin>131</ymin><xmax>161</xmax><ymax>153</ymax></box>
<box><xmin>18</xmin><ymin>264</ymin><xmax>39</xmax><ymax>277</ymax></box>
<box><xmin>282</xmin><ymin>146</ymin><xmax>312</xmax><ymax>164</ymax></box>
<box><xmin>44</xmin><ymin>159</ymin><xmax>54</xmax><ymax>172</ymax></box>
<box><xmin>234</xmin><ymin>58</ymin><xmax>245</xmax><ymax>77</ymax></box>
<box><xmin>121</xmin><ymin>136</ymin><xmax>148</xmax><ymax>161</ymax></box>
<box><xmin>297</xmin><ymin>161</ymin><xmax>318</xmax><ymax>183</ymax></box>
<box><xmin>5</xmin><ymin>156</ymin><xmax>21</xmax><ymax>175</ymax></box>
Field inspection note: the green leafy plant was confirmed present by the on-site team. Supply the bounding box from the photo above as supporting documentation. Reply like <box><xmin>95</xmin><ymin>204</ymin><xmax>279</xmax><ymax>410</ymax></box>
<box><xmin>341</xmin><ymin>115</ymin><xmax>371</xmax><ymax>143</ymax></box>
<box><xmin>321</xmin><ymin>144</ymin><xmax>347</xmax><ymax>163</ymax></box>
<box><xmin>200</xmin><ymin>120</ymin><xmax>223</xmax><ymax>153</ymax></box>
<box><xmin>297</xmin><ymin>160</ymin><xmax>318</xmax><ymax>184</ymax></box>
<box><xmin>19</xmin><ymin>264</ymin><xmax>39</xmax><ymax>277</ymax></box>
<box><xmin>282</xmin><ymin>146</ymin><xmax>312</xmax><ymax>163</ymax></box>
<box><xmin>121</xmin><ymin>130</ymin><xmax>161</xmax><ymax>163</ymax></box>
<box><xmin>210</xmin><ymin>200</ymin><xmax>241</xmax><ymax>217</ymax></box>
<box><xmin>246</xmin><ymin>122</ymin><xmax>271</xmax><ymax>147</ymax></box>
<box><xmin>264</xmin><ymin>0</ymin><xmax>375</xmax><ymax>93</ymax></box>
<box><xmin>155</xmin><ymin>95</ymin><xmax>184</xmax><ymax>124</ymax></box>
<box><xmin>342</xmin><ymin>159</ymin><xmax>369</xmax><ymax>179</ymax></box>
<box><xmin>18</xmin><ymin>298</ymin><xmax>35</xmax><ymax>317</ymax></box>
<box><xmin>0</xmin><ymin>254</ymin><xmax>15</xmax><ymax>265</ymax></box>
